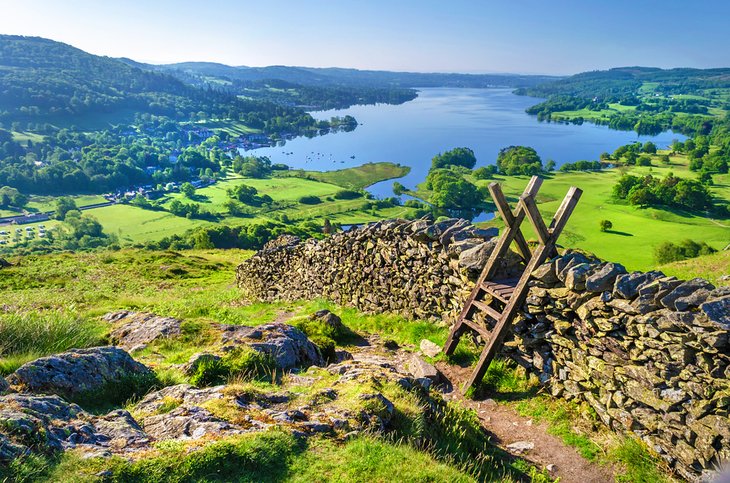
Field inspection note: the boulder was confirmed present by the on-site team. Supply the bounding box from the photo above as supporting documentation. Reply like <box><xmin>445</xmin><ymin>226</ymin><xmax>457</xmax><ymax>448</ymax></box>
<box><xmin>613</xmin><ymin>271</ymin><xmax>664</xmax><ymax>300</ymax></box>
<box><xmin>585</xmin><ymin>262</ymin><xmax>627</xmax><ymax>293</ymax></box>
<box><xmin>407</xmin><ymin>354</ymin><xmax>439</xmax><ymax>385</ymax></box>
<box><xmin>701</xmin><ymin>295</ymin><xmax>730</xmax><ymax>329</ymax></box>
<box><xmin>106</xmin><ymin>311</ymin><xmax>182</xmax><ymax>350</ymax></box>
<box><xmin>458</xmin><ymin>241</ymin><xmax>494</xmax><ymax>271</ymax></box>
<box><xmin>7</xmin><ymin>346</ymin><xmax>154</xmax><ymax>399</ymax></box>
<box><xmin>218</xmin><ymin>323</ymin><xmax>324</xmax><ymax>369</ymax></box>
<box><xmin>660</xmin><ymin>279</ymin><xmax>715</xmax><ymax>311</ymax></box>
<box><xmin>0</xmin><ymin>377</ymin><xmax>9</xmax><ymax>394</ymax></box>
<box><xmin>142</xmin><ymin>405</ymin><xmax>244</xmax><ymax>441</ymax></box>
<box><xmin>310</xmin><ymin>310</ymin><xmax>344</xmax><ymax>334</ymax></box>
<box><xmin>0</xmin><ymin>393</ymin><xmax>148</xmax><ymax>462</ymax></box>
<box><xmin>419</xmin><ymin>339</ymin><xmax>442</xmax><ymax>358</ymax></box>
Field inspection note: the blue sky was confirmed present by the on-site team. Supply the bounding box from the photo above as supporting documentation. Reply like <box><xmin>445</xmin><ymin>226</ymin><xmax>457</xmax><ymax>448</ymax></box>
<box><xmin>2</xmin><ymin>0</ymin><xmax>728</xmax><ymax>74</ymax></box>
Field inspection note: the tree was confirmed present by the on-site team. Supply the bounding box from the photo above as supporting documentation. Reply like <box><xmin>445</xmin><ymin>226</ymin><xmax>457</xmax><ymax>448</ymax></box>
<box><xmin>55</xmin><ymin>197</ymin><xmax>79</xmax><ymax>221</ymax></box>
<box><xmin>599</xmin><ymin>220</ymin><xmax>613</xmax><ymax>232</ymax></box>
<box><xmin>425</xmin><ymin>169</ymin><xmax>482</xmax><ymax>210</ymax></box>
<box><xmin>496</xmin><ymin>146</ymin><xmax>543</xmax><ymax>176</ymax></box>
<box><xmin>180</xmin><ymin>182</ymin><xmax>196</xmax><ymax>198</ymax></box>
<box><xmin>430</xmin><ymin>147</ymin><xmax>477</xmax><ymax>171</ymax></box>
<box><xmin>546</xmin><ymin>160</ymin><xmax>556</xmax><ymax>171</ymax></box>
<box><xmin>473</xmin><ymin>165</ymin><xmax>497</xmax><ymax>180</ymax></box>
<box><xmin>392</xmin><ymin>182</ymin><xmax>406</xmax><ymax>196</ymax></box>
<box><xmin>642</xmin><ymin>141</ymin><xmax>657</xmax><ymax>154</ymax></box>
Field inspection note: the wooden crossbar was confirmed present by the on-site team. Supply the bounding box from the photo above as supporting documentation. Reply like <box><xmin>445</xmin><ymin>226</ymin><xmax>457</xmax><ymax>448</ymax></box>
<box><xmin>443</xmin><ymin>176</ymin><xmax>582</xmax><ymax>392</ymax></box>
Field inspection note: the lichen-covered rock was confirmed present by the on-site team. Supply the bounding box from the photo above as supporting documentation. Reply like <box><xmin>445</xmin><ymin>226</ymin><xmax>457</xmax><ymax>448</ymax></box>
<box><xmin>585</xmin><ymin>262</ymin><xmax>627</xmax><ymax>293</ymax></box>
<box><xmin>701</xmin><ymin>295</ymin><xmax>730</xmax><ymax>328</ymax></box>
<box><xmin>7</xmin><ymin>346</ymin><xmax>154</xmax><ymax>399</ymax></box>
<box><xmin>0</xmin><ymin>377</ymin><xmax>9</xmax><ymax>394</ymax></box>
<box><xmin>0</xmin><ymin>393</ymin><xmax>147</xmax><ymax>463</ymax></box>
<box><xmin>106</xmin><ymin>311</ymin><xmax>182</xmax><ymax>350</ymax></box>
<box><xmin>310</xmin><ymin>309</ymin><xmax>344</xmax><ymax>334</ymax></box>
<box><xmin>142</xmin><ymin>406</ymin><xmax>244</xmax><ymax>441</ymax></box>
<box><xmin>218</xmin><ymin>322</ymin><xmax>324</xmax><ymax>369</ymax></box>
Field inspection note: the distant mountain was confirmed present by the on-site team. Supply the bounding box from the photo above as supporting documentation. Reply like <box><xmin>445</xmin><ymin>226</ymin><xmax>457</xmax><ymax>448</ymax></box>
<box><xmin>0</xmin><ymin>35</ymin><xmax>264</xmax><ymax>127</ymax></box>
<box><xmin>150</xmin><ymin>62</ymin><xmax>559</xmax><ymax>89</ymax></box>
<box><xmin>517</xmin><ymin>66</ymin><xmax>730</xmax><ymax>100</ymax></box>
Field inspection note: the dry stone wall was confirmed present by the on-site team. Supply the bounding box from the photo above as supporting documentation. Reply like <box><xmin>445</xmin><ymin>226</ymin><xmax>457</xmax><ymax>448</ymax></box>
<box><xmin>237</xmin><ymin>217</ymin><xmax>730</xmax><ymax>481</ymax></box>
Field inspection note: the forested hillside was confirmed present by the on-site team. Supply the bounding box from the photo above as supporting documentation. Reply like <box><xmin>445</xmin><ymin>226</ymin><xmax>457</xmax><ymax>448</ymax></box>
<box><xmin>0</xmin><ymin>35</ymin><xmax>313</xmax><ymax>128</ymax></box>
<box><xmin>516</xmin><ymin>66</ymin><xmax>730</xmax><ymax>135</ymax></box>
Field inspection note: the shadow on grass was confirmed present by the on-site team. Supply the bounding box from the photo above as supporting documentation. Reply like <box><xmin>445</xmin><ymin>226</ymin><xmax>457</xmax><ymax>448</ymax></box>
<box><xmin>605</xmin><ymin>229</ymin><xmax>633</xmax><ymax>236</ymax></box>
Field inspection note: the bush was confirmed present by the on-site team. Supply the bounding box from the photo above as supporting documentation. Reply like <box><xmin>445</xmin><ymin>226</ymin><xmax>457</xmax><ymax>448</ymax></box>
<box><xmin>472</xmin><ymin>165</ymin><xmax>497</xmax><ymax>179</ymax></box>
<box><xmin>496</xmin><ymin>146</ymin><xmax>543</xmax><ymax>175</ymax></box>
<box><xmin>655</xmin><ymin>239</ymin><xmax>717</xmax><ymax>264</ymax></box>
<box><xmin>298</xmin><ymin>195</ymin><xmax>322</xmax><ymax>205</ymax></box>
<box><xmin>430</xmin><ymin>147</ymin><xmax>477</xmax><ymax>171</ymax></box>
<box><xmin>334</xmin><ymin>190</ymin><xmax>363</xmax><ymax>200</ymax></box>
<box><xmin>599</xmin><ymin>220</ymin><xmax>613</xmax><ymax>232</ymax></box>
<box><xmin>189</xmin><ymin>348</ymin><xmax>276</xmax><ymax>387</ymax></box>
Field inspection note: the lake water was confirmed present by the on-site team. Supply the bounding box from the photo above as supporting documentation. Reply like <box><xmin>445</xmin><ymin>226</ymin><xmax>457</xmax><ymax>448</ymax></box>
<box><xmin>249</xmin><ymin>88</ymin><xmax>684</xmax><ymax>199</ymax></box>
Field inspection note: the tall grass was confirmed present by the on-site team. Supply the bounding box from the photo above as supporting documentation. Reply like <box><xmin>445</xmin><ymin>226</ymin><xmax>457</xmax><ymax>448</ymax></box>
<box><xmin>0</xmin><ymin>311</ymin><xmax>106</xmax><ymax>374</ymax></box>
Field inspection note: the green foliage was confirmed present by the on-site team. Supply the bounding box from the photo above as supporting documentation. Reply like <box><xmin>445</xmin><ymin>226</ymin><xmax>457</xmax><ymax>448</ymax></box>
<box><xmin>54</xmin><ymin>197</ymin><xmax>78</xmax><ymax>221</ymax></box>
<box><xmin>613</xmin><ymin>172</ymin><xmax>714</xmax><ymax>211</ymax></box>
<box><xmin>654</xmin><ymin>239</ymin><xmax>717</xmax><ymax>264</ymax></box>
<box><xmin>333</xmin><ymin>189</ymin><xmax>363</xmax><ymax>200</ymax></box>
<box><xmin>392</xmin><ymin>181</ymin><xmax>406</xmax><ymax>196</ymax></box>
<box><xmin>0</xmin><ymin>186</ymin><xmax>28</xmax><ymax>209</ymax></box>
<box><xmin>227</xmin><ymin>184</ymin><xmax>273</xmax><ymax>207</ymax></box>
<box><xmin>100</xmin><ymin>431</ymin><xmax>300</xmax><ymax>483</ymax></box>
<box><xmin>179</xmin><ymin>182</ymin><xmax>195</xmax><ymax>198</ymax></box>
<box><xmin>0</xmin><ymin>312</ymin><xmax>106</xmax><ymax>375</ymax></box>
<box><xmin>189</xmin><ymin>348</ymin><xmax>276</xmax><ymax>387</ymax></box>
<box><xmin>232</xmin><ymin>156</ymin><xmax>273</xmax><ymax>179</ymax></box>
<box><xmin>472</xmin><ymin>165</ymin><xmax>497</xmax><ymax>179</ymax></box>
<box><xmin>559</xmin><ymin>160</ymin><xmax>602</xmax><ymax>172</ymax></box>
<box><xmin>425</xmin><ymin>169</ymin><xmax>483</xmax><ymax>210</ymax></box>
<box><xmin>599</xmin><ymin>219</ymin><xmax>613</xmax><ymax>232</ymax></box>
<box><xmin>430</xmin><ymin>147</ymin><xmax>477</xmax><ymax>171</ymax></box>
<box><xmin>496</xmin><ymin>146</ymin><xmax>543</xmax><ymax>175</ymax></box>
<box><xmin>298</xmin><ymin>195</ymin><xmax>322</xmax><ymax>205</ymax></box>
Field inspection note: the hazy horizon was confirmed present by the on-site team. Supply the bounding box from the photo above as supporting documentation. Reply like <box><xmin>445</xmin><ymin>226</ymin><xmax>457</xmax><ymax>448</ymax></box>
<box><xmin>2</xmin><ymin>0</ymin><xmax>729</xmax><ymax>76</ymax></box>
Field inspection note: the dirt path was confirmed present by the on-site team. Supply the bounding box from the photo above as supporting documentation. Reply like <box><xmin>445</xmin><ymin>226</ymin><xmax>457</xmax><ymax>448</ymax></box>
<box><xmin>437</xmin><ymin>362</ymin><xmax>615</xmax><ymax>483</ymax></box>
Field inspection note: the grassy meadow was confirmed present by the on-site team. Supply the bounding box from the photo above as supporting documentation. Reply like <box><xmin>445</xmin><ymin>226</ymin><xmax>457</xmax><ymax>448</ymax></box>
<box><xmin>475</xmin><ymin>152</ymin><xmax>730</xmax><ymax>271</ymax></box>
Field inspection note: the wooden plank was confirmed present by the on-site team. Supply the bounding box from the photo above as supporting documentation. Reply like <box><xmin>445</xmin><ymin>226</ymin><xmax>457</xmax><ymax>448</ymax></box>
<box><xmin>519</xmin><ymin>194</ymin><xmax>550</xmax><ymax>246</ymax></box>
<box><xmin>489</xmin><ymin>183</ymin><xmax>531</xmax><ymax>262</ymax></box>
<box><xmin>472</xmin><ymin>299</ymin><xmax>502</xmax><ymax>321</ymax></box>
<box><xmin>481</xmin><ymin>283</ymin><xmax>509</xmax><ymax>303</ymax></box>
<box><xmin>462</xmin><ymin>319</ymin><xmax>492</xmax><ymax>339</ymax></box>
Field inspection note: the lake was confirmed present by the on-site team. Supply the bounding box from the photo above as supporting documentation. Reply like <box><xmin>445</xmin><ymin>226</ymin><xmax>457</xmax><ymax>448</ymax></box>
<box><xmin>249</xmin><ymin>88</ymin><xmax>684</xmax><ymax>199</ymax></box>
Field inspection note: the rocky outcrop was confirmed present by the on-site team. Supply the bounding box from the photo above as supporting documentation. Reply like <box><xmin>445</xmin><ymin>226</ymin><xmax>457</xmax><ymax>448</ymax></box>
<box><xmin>0</xmin><ymin>394</ymin><xmax>148</xmax><ymax>461</ymax></box>
<box><xmin>216</xmin><ymin>322</ymin><xmax>324</xmax><ymax>369</ymax></box>
<box><xmin>237</xmin><ymin>218</ymin><xmax>730</xmax><ymax>481</ymax></box>
<box><xmin>237</xmin><ymin>217</ymin><xmax>519</xmax><ymax>321</ymax></box>
<box><xmin>6</xmin><ymin>346</ymin><xmax>154</xmax><ymax>400</ymax></box>
<box><xmin>105</xmin><ymin>311</ymin><xmax>182</xmax><ymax>351</ymax></box>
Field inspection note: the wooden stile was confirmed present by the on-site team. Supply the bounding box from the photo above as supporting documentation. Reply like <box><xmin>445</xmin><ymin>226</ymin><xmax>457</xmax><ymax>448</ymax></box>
<box><xmin>443</xmin><ymin>176</ymin><xmax>582</xmax><ymax>392</ymax></box>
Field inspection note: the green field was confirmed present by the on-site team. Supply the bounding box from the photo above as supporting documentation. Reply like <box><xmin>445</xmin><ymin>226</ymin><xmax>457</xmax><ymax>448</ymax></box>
<box><xmin>279</xmin><ymin>162</ymin><xmax>411</xmax><ymax>189</ymax></box>
<box><xmin>477</xmin><ymin>153</ymin><xmax>730</xmax><ymax>271</ymax></box>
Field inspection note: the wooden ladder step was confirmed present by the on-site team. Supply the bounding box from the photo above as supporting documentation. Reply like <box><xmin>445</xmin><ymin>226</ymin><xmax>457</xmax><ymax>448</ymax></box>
<box><xmin>471</xmin><ymin>299</ymin><xmax>502</xmax><ymax>321</ymax></box>
<box><xmin>481</xmin><ymin>277</ymin><xmax>519</xmax><ymax>303</ymax></box>
<box><xmin>462</xmin><ymin>319</ymin><xmax>492</xmax><ymax>339</ymax></box>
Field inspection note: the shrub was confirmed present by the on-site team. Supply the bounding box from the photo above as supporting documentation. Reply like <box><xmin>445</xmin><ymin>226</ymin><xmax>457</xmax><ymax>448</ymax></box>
<box><xmin>334</xmin><ymin>190</ymin><xmax>363</xmax><ymax>200</ymax></box>
<box><xmin>189</xmin><ymin>348</ymin><xmax>276</xmax><ymax>387</ymax></box>
<box><xmin>298</xmin><ymin>195</ymin><xmax>322</xmax><ymax>205</ymax></box>
<box><xmin>599</xmin><ymin>220</ymin><xmax>613</xmax><ymax>232</ymax></box>
<box><xmin>655</xmin><ymin>239</ymin><xmax>717</xmax><ymax>264</ymax></box>
<box><xmin>496</xmin><ymin>146</ymin><xmax>543</xmax><ymax>175</ymax></box>
<box><xmin>430</xmin><ymin>147</ymin><xmax>477</xmax><ymax>171</ymax></box>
